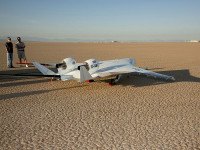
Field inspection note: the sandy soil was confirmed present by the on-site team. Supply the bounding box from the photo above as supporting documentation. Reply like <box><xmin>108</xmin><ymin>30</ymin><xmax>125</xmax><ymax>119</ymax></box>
<box><xmin>0</xmin><ymin>42</ymin><xmax>200</xmax><ymax>149</ymax></box>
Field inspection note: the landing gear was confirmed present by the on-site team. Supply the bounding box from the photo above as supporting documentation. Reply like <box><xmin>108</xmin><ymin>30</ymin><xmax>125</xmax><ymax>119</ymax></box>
<box><xmin>109</xmin><ymin>79</ymin><xmax>116</xmax><ymax>86</ymax></box>
<box><xmin>87</xmin><ymin>80</ymin><xmax>94</xmax><ymax>83</ymax></box>
<box><xmin>109</xmin><ymin>75</ymin><xmax>121</xmax><ymax>86</ymax></box>
<box><xmin>51</xmin><ymin>77</ymin><xmax>53</xmax><ymax>85</ymax></box>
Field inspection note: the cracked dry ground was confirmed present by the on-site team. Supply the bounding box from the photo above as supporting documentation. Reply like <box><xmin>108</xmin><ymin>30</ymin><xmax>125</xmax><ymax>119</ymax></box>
<box><xmin>0</xmin><ymin>42</ymin><xmax>200</xmax><ymax>149</ymax></box>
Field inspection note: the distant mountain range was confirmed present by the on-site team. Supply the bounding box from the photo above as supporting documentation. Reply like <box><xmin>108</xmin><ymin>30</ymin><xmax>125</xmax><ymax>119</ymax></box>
<box><xmin>0</xmin><ymin>36</ymin><xmax>84</xmax><ymax>42</ymax></box>
<box><xmin>0</xmin><ymin>36</ymin><xmax>191</xmax><ymax>42</ymax></box>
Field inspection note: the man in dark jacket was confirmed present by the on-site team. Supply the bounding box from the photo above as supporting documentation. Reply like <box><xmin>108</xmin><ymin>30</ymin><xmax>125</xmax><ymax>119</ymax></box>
<box><xmin>5</xmin><ymin>37</ymin><xmax>14</xmax><ymax>68</ymax></box>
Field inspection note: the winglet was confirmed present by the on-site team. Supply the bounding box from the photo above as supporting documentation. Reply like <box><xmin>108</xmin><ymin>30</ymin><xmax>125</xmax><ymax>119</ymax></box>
<box><xmin>33</xmin><ymin>62</ymin><xmax>56</xmax><ymax>75</ymax></box>
<box><xmin>80</xmin><ymin>66</ymin><xmax>93</xmax><ymax>82</ymax></box>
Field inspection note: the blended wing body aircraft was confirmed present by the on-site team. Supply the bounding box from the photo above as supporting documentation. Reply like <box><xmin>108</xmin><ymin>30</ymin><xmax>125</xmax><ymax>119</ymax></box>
<box><xmin>23</xmin><ymin>58</ymin><xmax>175</xmax><ymax>86</ymax></box>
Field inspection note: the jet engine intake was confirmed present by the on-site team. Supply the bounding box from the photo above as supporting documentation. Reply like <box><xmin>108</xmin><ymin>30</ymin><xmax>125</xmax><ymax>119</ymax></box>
<box><xmin>57</xmin><ymin>58</ymin><xmax>76</xmax><ymax>74</ymax></box>
<box><xmin>84</xmin><ymin>59</ymin><xmax>99</xmax><ymax>74</ymax></box>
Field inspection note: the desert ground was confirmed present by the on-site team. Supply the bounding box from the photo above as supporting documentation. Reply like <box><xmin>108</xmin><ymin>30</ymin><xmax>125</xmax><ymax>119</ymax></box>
<box><xmin>0</xmin><ymin>42</ymin><xmax>199</xmax><ymax>149</ymax></box>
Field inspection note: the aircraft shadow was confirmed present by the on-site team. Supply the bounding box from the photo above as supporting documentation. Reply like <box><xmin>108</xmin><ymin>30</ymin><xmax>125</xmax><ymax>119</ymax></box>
<box><xmin>0</xmin><ymin>67</ymin><xmax>57</xmax><ymax>82</ymax></box>
<box><xmin>117</xmin><ymin>69</ymin><xmax>200</xmax><ymax>87</ymax></box>
<box><xmin>0</xmin><ymin>85</ymin><xmax>88</xmax><ymax>101</ymax></box>
<box><xmin>0</xmin><ymin>67</ymin><xmax>58</xmax><ymax>88</ymax></box>
<box><xmin>0</xmin><ymin>78</ymin><xmax>50</xmax><ymax>88</ymax></box>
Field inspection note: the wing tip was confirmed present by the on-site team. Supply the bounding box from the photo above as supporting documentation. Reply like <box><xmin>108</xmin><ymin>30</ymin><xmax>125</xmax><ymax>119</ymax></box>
<box><xmin>171</xmin><ymin>77</ymin><xmax>175</xmax><ymax>81</ymax></box>
<box><xmin>167</xmin><ymin>76</ymin><xmax>175</xmax><ymax>81</ymax></box>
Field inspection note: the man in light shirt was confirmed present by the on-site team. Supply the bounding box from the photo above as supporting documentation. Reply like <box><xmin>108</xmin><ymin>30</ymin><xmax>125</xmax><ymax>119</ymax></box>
<box><xmin>15</xmin><ymin>37</ymin><xmax>28</xmax><ymax>67</ymax></box>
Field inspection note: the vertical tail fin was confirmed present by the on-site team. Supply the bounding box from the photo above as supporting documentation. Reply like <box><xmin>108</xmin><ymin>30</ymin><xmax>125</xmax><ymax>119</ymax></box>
<box><xmin>79</xmin><ymin>66</ymin><xmax>93</xmax><ymax>82</ymax></box>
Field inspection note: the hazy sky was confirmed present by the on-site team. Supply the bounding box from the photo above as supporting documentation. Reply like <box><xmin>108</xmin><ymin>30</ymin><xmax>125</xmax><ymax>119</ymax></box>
<box><xmin>0</xmin><ymin>0</ymin><xmax>200</xmax><ymax>42</ymax></box>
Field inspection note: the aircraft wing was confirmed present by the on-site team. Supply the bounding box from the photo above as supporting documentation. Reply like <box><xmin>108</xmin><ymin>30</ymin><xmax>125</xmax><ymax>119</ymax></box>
<box><xmin>92</xmin><ymin>58</ymin><xmax>175</xmax><ymax>81</ymax></box>
<box><xmin>32</xmin><ymin>62</ymin><xmax>57</xmax><ymax>75</ymax></box>
<box><xmin>16</xmin><ymin>62</ymin><xmax>60</xmax><ymax>66</ymax></box>
<box><xmin>130</xmin><ymin>66</ymin><xmax>175</xmax><ymax>80</ymax></box>
<box><xmin>0</xmin><ymin>74</ymin><xmax>60</xmax><ymax>79</ymax></box>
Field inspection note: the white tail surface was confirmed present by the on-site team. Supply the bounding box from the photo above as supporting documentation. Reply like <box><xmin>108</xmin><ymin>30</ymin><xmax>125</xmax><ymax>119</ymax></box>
<box><xmin>80</xmin><ymin>66</ymin><xmax>93</xmax><ymax>82</ymax></box>
<box><xmin>33</xmin><ymin>62</ymin><xmax>56</xmax><ymax>75</ymax></box>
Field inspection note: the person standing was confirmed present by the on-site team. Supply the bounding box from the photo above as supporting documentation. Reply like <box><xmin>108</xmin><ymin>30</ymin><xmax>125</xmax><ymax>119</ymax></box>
<box><xmin>5</xmin><ymin>37</ymin><xmax>14</xmax><ymax>68</ymax></box>
<box><xmin>15</xmin><ymin>37</ymin><xmax>28</xmax><ymax>67</ymax></box>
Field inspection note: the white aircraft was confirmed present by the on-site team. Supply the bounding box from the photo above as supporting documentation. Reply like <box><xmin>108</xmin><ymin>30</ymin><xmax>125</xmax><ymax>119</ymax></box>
<box><xmin>23</xmin><ymin>58</ymin><xmax>175</xmax><ymax>86</ymax></box>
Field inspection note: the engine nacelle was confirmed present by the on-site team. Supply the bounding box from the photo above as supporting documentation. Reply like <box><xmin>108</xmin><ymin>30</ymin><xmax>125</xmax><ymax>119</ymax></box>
<box><xmin>84</xmin><ymin>59</ymin><xmax>99</xmax><ymax>74</ymax></box>
<box><xmin>57</xmin><ymin>58</ymin><xmax>76</xmax><ymax>74</ymax></box>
